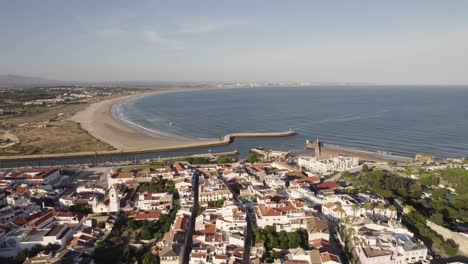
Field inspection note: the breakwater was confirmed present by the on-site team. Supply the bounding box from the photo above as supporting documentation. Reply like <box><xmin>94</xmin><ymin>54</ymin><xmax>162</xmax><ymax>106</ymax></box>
<box><xmin>0</xmin><ymin>130</ymin><xmax>297</xmax><ymax>162</ymax></box>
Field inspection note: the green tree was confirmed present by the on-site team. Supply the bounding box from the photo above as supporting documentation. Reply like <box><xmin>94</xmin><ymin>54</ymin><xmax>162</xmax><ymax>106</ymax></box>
<box><xmin>16</xmin><ymin>249</ymin><xmax>29</xmax><ymax>263</ymax></box>
<box><xmin>142</xmin><ymin>252</ymin><xmax>159</xmax><ymax>264</ymax></box>
<box><xmin>127</xmin><ymin>218</ymin><xmax>139</xmax><ymax>230</ymax></box>
<box><xmin>267</xmin><ymin>233</ymin><xmax>279</xmax><ymax>249</ymax></box>
<box><xmin>271</xmin><ymin>251</ymin><xmax>281</xmax><ymax>259</ymax></box>
<box><xmin>30</xmin><ymin>244</ymin><xmax>45</xmax><ymax>257</ymax></box>
<box><xmin>430</xmin><ymin>213</ymin><xmax>444</xmax><ymax>225</ymax></box>
<box><xmin>245</xmin><ymin>154</ymin><xmax>259</xmax><ymax>163</ymax></box>
<box><xmin>361</xmin><ymin>164</ymin><xmax>369</xmax><ymax>173</ymax></box>
<box><xmin>69</xmin><ymin>204</ymin><xmax>92</xmax><ymax>215</ymax></box>
<box><xmin>287</xmin><ymin>232</ymin><xmax>300</xmax><ymax>248</ymax></box>
<box><xmin>217</xmin><ymin>156</ymin><xmax>234</xmax><ymax>164</ymax></box>
<box><xmin>139</xmin><ymin>225</ymin><xmax>153</xmax><ymax>240</ymax></box>
<box><xmin>388</xmin><ymin>205</ymin><xmax>396</xmax><ymax>219</ymax></box>
<box><xmin>278</xmin><ymin>231</ymin><xmax>289</xmax><ymax>249</ymax></box>
<box><xmin>443</xmin><ymin>243</ymin><xmax>458</xmax><ymax>257</ymax></box>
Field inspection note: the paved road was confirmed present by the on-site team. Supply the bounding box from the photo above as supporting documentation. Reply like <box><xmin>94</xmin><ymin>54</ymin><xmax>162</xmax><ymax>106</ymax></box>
<box><xmin>242</xmin><ymin>216</ymin><xmax>253</xmax><ymax>264</ymax></box>
<box><xmin>181</xmin><ymin>170</ymin><xmax>200</xmax><ymax>264</ymax></box>
<box><xmin>327</xmin><ymin>165</ymin><xmax>363</xmax><ymax>182</ymax></box>
<box><xmin>328</xmin><ymin>221</ymin><xmax>349</xmax><ymax>264</ymax></box>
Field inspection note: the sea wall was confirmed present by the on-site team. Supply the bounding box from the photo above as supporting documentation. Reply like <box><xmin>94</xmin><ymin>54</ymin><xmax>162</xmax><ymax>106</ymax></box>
<box><xmin>426</xmin><ymin>220</ymin><xmax>468</xmax><ymax>256</ymax></box>
<box><xmin>0</xmin><ymin>130</ymin><xmax>296</xmax><ymax>162</ymax></box>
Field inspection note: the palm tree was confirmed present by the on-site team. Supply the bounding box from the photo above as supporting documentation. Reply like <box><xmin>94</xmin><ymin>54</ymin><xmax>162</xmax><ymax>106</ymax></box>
<box><xmin>377</xmin><ymin>204</ymin><xmax>385</xmax><ymax>218</ymax></box>
<box><xmin>353</xmin><ymin>236</ymin><xmax>360</xmax><ymax>247</ymax></box>
<box><xmin>351</xmin><ymin>204</ymin><xmax>359</xmax><ymax>222</ymax></box>
<box><xmin>339</xmin><ymin>209</ymin><xmax>346</xmax><ymax>221</ymax></box>
<box><xmin>363</xmin><ymin>203</ymin><xmax>373</xmax><ymax>217</ymax></box>
<box><xmin>388</xmin><ymin>205</ymin><xmax>396</xmax><ymax>220</ymax></box>
<box><xmin>346</xmin><ymin>227</ymin><xmax>356</xmax><ymax>245</ymax></box>
<box><xmin>342</xmin><ymin>215</ymin><xmax>351</xmax><ymax>227</ymax></box>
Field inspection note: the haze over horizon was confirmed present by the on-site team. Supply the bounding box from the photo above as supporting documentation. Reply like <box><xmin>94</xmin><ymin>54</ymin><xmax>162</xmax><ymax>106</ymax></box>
<box><xmin>1</xmin><ymin>1</ymin><xmax>468</xmax><ymax>85</ymax></box>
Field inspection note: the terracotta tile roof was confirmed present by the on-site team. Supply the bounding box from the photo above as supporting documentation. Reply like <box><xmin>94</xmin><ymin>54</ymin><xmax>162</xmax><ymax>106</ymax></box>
<box><xmin>27</xmin><ymin>210</ymin><xmax>54</xmax><ymax>228</ymax></box>
<box><xmin>274</xmin><ymin>161</ymin><xmax>299</xmax><ymax>171</ymax></box>
<box><xmin>55</xmin><ymin>212</ymin><xmax>74</xmax><ymax>217</ymax></box>
<box><xmin>191</xmin><ymin>252</ymin><xmax>206</xmax><ymax>258</ymax></box>
<box><xmin>316</xmin><ymin>181</ymin><xmax>337</xmax><ymax>190</ymax></box>
<box><xmin>134</xmin><ymin>211</ymin><xmax>161</xmax><ymax>221</ymax></box>
<box><xmin>74</xmin><ymin>200</ymin><xmax>89</xmax><ymax>206</ymax></box>
<box><xmin>277</xmin><ymin>201</ymin><xmax>297</xmax><ymax>212</ymax></box>
<box><xmin>287</xmin><ymin>171</ymin><xmax>307</xmax><ymax>178</ymax></box>
<box><xmin>16</xmin><ymin>186</ymin><xmax>28</xmax><ymax>194</ymax></box>
<box><xmin>13</xmin><ymin>211</ymin><xmax>43</xmax><ymax>226</ymax></box>
<box><xmin>201</xmin><ymin>224</ymin><xmax>216</xmax><ymax>234</ymax></box>
<box><xmin>112</xmin><ymin>172</ymin><xmax>134</xmax><ymax>179</ymax></box>
<box><xmin>307</xmin><ymin>218</ymin><xmax>329</xmax><ymax>234</ymax></box>
<box><xmin>258</xmin><ymin>204</ymin><xmax>282</xmax><ymax>217</ymax></box>
<box><xmin>174</xmin><ymin>163</ymin><xmax>185</xmax><ymax>172</ymax></box>
<box><xmin>174</xmin><ymin>217</ymin><xmax>185</xmax><ymax>230</ymax></box>
<box><xmin>297</xmin><ymin>176</ymin><xmax>320</xmax><ymax>183</ymax></box>
<box><xmin>321</xmin><ymin>252</ymin><xmax>340</xmax><ymax>263</ymax></box>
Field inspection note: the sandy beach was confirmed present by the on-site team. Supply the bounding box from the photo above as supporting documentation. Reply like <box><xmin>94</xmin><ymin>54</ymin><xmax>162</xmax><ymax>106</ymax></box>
<box><xmin>68</xmin><ymin>88</ymin><xmax>408</xmax><ymax>163</ymax></box>
<box><xmin>70</xmin><ymin>91</ymin><xmax>199</xmax><ymax>150</ymax></box>
<box><xmin>0</xmin><ymin>87</ymin><xmax>409</xmax><ymax>162</ymax></box>
<box><xmin>69</xmin><ymin>88</ymin><xmax>297</xmax><ymax>154</ymax></box>
<box><xmin>320</xmin><ymin>145</ymin><xmax>407</xmax><ymax>163</ymax></box>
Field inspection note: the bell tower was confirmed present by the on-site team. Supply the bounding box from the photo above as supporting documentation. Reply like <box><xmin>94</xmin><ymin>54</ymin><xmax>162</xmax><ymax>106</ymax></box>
<box><xmin>108</xmin><ymin>185</ymin><xmax>120</xmax><ymax>213</ymax></box>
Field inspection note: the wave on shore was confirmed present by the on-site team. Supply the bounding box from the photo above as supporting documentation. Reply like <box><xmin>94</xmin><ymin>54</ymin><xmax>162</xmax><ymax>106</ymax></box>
<box><xmin>111</xmin><ymin>101</ymin><xmax>201</xmax><ymax>141</ymax></box>
<box><xmin>324</xmin><ymin>143</ymin><xmax>410</xmax><ymax>162</ymax></box>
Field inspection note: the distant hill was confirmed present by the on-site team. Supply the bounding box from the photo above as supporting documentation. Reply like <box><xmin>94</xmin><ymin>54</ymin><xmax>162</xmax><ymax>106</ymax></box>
<box><xmin>0</xmin><ymin>75</ymin><xmax>182</xmax><ymax>89</ymax></box>
<box><xmin>0</xmin><ymin>74</ymin><xmax>67</xmax><ymax>88</ymax></box>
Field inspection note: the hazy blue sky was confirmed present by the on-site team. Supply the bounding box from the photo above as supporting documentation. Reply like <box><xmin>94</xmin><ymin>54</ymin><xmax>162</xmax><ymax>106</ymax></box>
<box><xmin>1</xmin><ymin>0</ymin><xmax>468</xmax><ymax>84</ymax></box>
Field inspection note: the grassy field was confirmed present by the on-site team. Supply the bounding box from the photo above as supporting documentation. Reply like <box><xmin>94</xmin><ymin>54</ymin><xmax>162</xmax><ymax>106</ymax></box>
<box><xmin>0</xmin><ymin>100</ymin><xmax>114</xmax><ymax>156</ymax></box>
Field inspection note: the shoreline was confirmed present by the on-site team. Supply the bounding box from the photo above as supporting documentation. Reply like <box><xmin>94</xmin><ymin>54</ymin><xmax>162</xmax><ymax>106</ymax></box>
<box><xmin>320</xmin><ymin>144</ymin><xmax>409</xmax><ymax>162</ymax></box>
<box><xmin>70</xmin><ymin>90</ymin><xmax>194</xmax><ymax>150</ymax></box>
<box><xmin>1</xmin><ymin>86</ymin><xmax>410</xmax><ymax>163</ymax></box>
<box><xmin>69</xmin><ymin>87</ymin><xmax>298</xmax><ymax>151</ymax></box>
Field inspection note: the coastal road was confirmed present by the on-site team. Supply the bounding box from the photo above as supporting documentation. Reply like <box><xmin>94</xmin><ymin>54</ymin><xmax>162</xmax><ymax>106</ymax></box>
<box><xmin>327</xmin><ymin>165</ymin><xmax>363</xmax><ymax>182</ymax></box>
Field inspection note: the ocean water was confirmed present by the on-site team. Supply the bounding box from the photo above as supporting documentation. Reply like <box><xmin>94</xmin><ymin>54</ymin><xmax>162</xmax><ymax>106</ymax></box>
<box><xmin>114</xmin><ymin>86</ymin><xmax>468</xmax><ymax>159</ymax></box>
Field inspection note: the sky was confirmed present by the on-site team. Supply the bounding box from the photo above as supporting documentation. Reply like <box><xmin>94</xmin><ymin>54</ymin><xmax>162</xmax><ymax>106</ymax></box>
<box><xmin>1</xmin><ymin>0</ymin><xmax>468</xmax><ymax>84</ymax></box>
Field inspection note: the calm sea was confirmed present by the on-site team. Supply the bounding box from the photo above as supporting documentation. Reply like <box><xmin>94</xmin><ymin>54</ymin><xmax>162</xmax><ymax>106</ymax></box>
<box><xmin>114</xmin><ymin>86</ymin><xmax>468</xmax><ymax>159</ymax></box>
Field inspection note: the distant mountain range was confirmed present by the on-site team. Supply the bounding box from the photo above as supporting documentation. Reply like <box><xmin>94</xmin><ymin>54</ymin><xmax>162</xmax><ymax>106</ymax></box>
<box><xmin>0</xmin><ymin>74</ymin><xmax>192</xmax><ymax>89</ymax></box>
<box><xmin>0</xmin><ymin>74</ymin><xmax>66</xmax><ymax>88</ymax></box>
<box><xmin>0</xmin><ymin>74</ymin><xmax>406</xmax><ymax>89</ymax></box>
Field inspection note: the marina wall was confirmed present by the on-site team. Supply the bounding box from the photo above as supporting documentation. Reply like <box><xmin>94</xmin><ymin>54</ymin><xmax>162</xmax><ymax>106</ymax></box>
<box><xmin>0</xmin><ymin>130</ymin><xmax>296</xmax><ymax>162</ymax></box>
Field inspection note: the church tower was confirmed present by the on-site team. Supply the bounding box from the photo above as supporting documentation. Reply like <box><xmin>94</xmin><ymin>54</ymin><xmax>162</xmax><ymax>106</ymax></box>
<box><xmin>108</xmin><ymin>185</ymin><xmax>120</xmax><ymax>213</ymax></box>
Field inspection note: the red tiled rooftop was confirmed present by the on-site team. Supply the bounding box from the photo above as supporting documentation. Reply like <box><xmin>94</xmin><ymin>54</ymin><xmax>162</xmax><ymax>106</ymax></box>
<box><xmin>316</xmin><ymin>181</ymin><xmax>337</xmax><ymax>190</ymax></box>
<box><xmin>111</xmin><ymin>172</ymin><xmax>134</xmax><ymax>179</ymax></box>
<box><xmin>134</xmin><ymin>211</ymin><xmax>161</xmax><ymax>221</ymax></box>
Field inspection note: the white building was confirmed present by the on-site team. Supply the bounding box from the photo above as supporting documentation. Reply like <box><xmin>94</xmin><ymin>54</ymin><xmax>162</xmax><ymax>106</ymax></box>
<box><xmin>92</xmin><ymin>185</ymin><xmax>120</xmax><ymax>214</ymax></box>
<box><xmin>106</xmin><ymin>170</ymin><xmax>135</xmax><ymax>188</ymax></box>
<box><xmin>0</xmin><ymin>169</ymin><xmax>60</xmax><ymax>185</ymax></box>
<box><xmin>136</xmin><ymin>192</ymin><xmax>173</xmax><ymax>211</ymax></box>
<box><xmin>7</xmin><ymin>195</ymin><xmax>31</xmax><ymax>207</ymax></box>
<box><xmin>199</xmin><ymin>190</ymin><xmax>232</xmax><ymax>203</ymax></box>
<box><xmin>298</xmin><ymin>156</ymin><xmax>359</xmax><ymax>174</ymax></box>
